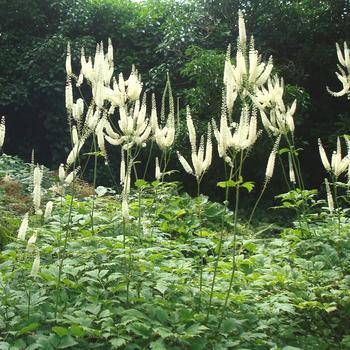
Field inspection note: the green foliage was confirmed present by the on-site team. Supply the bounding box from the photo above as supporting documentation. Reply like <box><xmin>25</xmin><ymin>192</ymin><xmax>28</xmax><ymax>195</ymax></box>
<box><xmin>0</xmin><ymin>155</ymin><xmax>350</xmax><ymax>349</ymax></box>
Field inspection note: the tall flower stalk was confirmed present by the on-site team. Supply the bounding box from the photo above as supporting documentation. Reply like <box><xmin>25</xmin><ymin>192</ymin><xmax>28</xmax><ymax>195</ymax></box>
<box><xmin>177</xmin><ymin>106</ymin><xmax>212</xmax><ymax>303</ymax></box>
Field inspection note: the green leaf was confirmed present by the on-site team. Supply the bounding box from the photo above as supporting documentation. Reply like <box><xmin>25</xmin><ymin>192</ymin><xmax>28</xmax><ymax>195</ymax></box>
<box><xmin>278</xmin><ymin>147</ymin><xmax>290</xmax><ymax>155</ymax></box>
<box><xmin>57</xmin><ymin>335</ymin><xmax>78</xmax><ymax>349</ymax></box>
<box><xmin>217</xmin><ymin>179</ymin><xmax>237</xmax><ymax>188</ymax></box>
<box><xmin>69</xmin><ymin>325</ymin><xmax>85</xmax><ymax>337</ymax></box>
<box><xmin>110</xmin><ymin>338</ymin><xmax>127</xmax><ymax>349</ymax></box>
<box><xmin>52</xmin><ymin>326</ymin><xmax>69</xmax><ymax>337</ymax></box>
<box><xmin>0</xmin><ymin>342</ymin><xmax>10</xmax><ymax>350</ymax></box>
<box><xmin>221</xmin><ymin>318</ymin><xmax>238</xmax><ymax>333</ymax></box>
<box><xmin>18</xmin><ymin>322</ymin><xmax>40</xmax><ymax>335</ymax></box>
<box><xmin>150</xmin><ymin>339</ymin><xmax>167</xmax><ymax>350</ymax></box>
<box><xmin>135</xmin><ymin>179</ymin><xmax>148</xmax><ymax>188</ymax></box>
<box><xmin>241</xmin><ymin>181</ymin><xmax>254</xmax><ymax>192</ymax></box>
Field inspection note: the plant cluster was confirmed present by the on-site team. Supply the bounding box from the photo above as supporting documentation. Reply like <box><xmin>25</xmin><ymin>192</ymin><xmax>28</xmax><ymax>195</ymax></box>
<box><xmin>0</xmin><ymin>9</ymin><xmax>350</xmax><ymax>350</ymax></box>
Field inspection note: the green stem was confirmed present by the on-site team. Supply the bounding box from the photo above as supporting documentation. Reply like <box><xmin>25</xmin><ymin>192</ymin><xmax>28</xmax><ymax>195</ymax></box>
<box><xmin>55</xmin><ymin>192</ymin><xmax>75</xmax><ymax>320</ymax></box>
<box><xmin>91</xmin><ymin>136</ymin><xmax>98</xmax><ymax>234</ymax></box>
<box><xmin>332</xmin><ymin>174</ymin><xmax>341</xmax><ymax>235</ymax></box>
<box><xmin>138</xmin><ymin>188</ymin><xmax>142</xmax><ymax>243</ymax></box>
<box><xmin>247</xmin><ymin>181</ymin><xmax>267</xmax><ymax>226</ymax></box>
<box><xmin>143</xmin><ymin>140</ymin><xmax>154</xmax><ymax>179</ymax></box>
<box><xmin>206</xmin><ymin>164</ymin><xmax>233</xmax><ymax>321</ymax></box>
<box><xmin>197</xmin><ymin>179</ymin><xmax>204</xmax><ymax>305</ymax></box>
<box><xmin>122</xmin><ymin>218</ymin><xmax>126</xmax><ymax>250</ymax></box>
<box><xmin>218</xmin><ymin>151</ymin><xmax>243</xmax><ymax>328</ymax></box>
<box><xmin>285</xmin><ymin>135</ymin><xmax>304</xmax><ymax>190</ymax></box>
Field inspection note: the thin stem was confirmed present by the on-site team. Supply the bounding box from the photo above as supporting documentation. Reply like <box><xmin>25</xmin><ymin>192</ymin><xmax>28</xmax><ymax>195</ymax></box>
<box><xmin>122</xmin><ymin>219</ymin><xmax>126</xmax><ymax>249</ymax></box>
<box><xmin>219</xmin><ymin>151</ymin><xmax>243</xmax><ymax>328</ymax></box>
<box><xmin>55</xmin><ymin>192</ymin><xmax>75</xmax><ymax>320</ymax></box>
<box><xmin>248</xmin><ymin>181</ymin><xmax>267</xmax><ymax>226</ymax></box>
<box><xmin>91</xmin><ymin>136</ymin><xmax>98</xmax><ymax>234</ymax></box>
<box><xmin>206</xmin><ymin>164</ymin><xmax>233</xmax><ymax>321</ymax></box>
<box><xmin>197</xmin><ymin>179</ymin><xmax>204</xmax><ymax>306</ymax></box>
<box><xmin>332</xmin><ymin>174</ymin><xmax>341</xmax><ymax>235</ymax></box>
<box><xmin>285</xmin><ymin>134</ymin><xmax>304</xmax><ymax>190</ymax></box>
<box><xmin>143</xmin><ymin>140</ymin><xmax>154</xmax><ymax>179</ymax></box>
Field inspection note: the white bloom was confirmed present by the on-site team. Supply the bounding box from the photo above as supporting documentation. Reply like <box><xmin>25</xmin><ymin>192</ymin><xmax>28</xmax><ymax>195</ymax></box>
<box><xmin>120</xmin><ymin>151</ymin><xmax>125</xmax><ymax>184</ymax></box>
<box><xmin>30</xmin><ymin>254</ymin><xmax>40</xmax><ymax>278</ymax></box>
<box><xmin>260</xmin><ymin>100</ymin><xmax>296</xmax><ymax>136</ymax></box>
<box><xmin>0</xmin><ymin>116</ymin><xmax>5</xmax><ymax>149</ymax></box>
<box><xmin>27</xmin><ymin>231</ymin><xmax>38</xmax><ymax>246</ymax></box>
<box><xmin>122</xmin><ymin>197</ymin><xmax>129</xmax><ymax>221</ymax></box>
<box><xmin>58</xmin><ymin>164</ymin><xmax>66</xmax><ymax>182</ymax></box>
<box><xmin>44</xmin><ymin>201</ymin><xmax>53</xmax><ymax>222</ymax></box>
<box><xmin>155</xmin><ymin>157</ymin><xmax>161</xmax><ymax>180</ymax></box>
<box><xmin>288</xmin><ymin>153</ymin><xmax>296</xmax><ymax>184</ymax></box>
<box><xmin>324</xmin><ymin>178</ymin><xmax>334</xmax><ymax>212</ymax></box>
<box><xmin>213</xmin><ymin>105</ymin><xmax>259</xmax><ymax>157</ymax></box>
<box><xmin>327</xmin><ymin>42</ymin><xmax>350</xmax><ymax>98</ymax></box>
<box><xmin>17</xmin><ymin>213</ymin><xmax>29</xmax><ymax>240</ymax></box>
<box><xmin>238</xmin><ymin>10</ymin><xmax>247</xmax><ymax>47</ymax></box>
<box><xmin>33</xmin><ymin>165</ymin><xmax>43</xmax><ymax>187</ymax></box>
<box><xmin>265</xmin><ymin>136</ymin><xmax>280</xmax><ymax>181</ymax></box>
<box><xmin>66</xmin><ymin>42</ymin><xmax>72</xmax><ymax>76</ymax></box>
<box><xmin>319</xmin><ymin>137</ymin><xmax>350</xmax><ymax>177</ymax></box>
<box><xmin>66</xmin><ymin>141</ymin><xmax>84</xmax><ymax>166</ymax></box>
<box><xmin>65</xmin><ymin>167</ymin><xmax>80</xmax><ymax>185</ymax></box>
<box><xmin>71</xmin><ymin>126</ymin><xmax>79</xmax><ymax>145</ymax></box>
<box><xmin>126</xmin><ymin>66</ymin><xmax>142</xmax><ymax>101</ymax></box>
<box><xmin>65</xmin><ymin>78</ymin><xmax>73</xmax><ymax>113</ymax></box>
<box><xmin>33</xmin><ymin>185</ymin><xmax>41</xmax><ymax>213</ymax></box>
<box><xmin>177</xmin><ymin>119</ymin><xmax>212</xmax><ymax>180</ymax></box>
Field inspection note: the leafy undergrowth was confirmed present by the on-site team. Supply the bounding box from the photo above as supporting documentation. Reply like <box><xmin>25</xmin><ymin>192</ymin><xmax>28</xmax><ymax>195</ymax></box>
<box><xmin>0</xmin><ymin>157</ymin><xmax>350</xmax><ymax>350</ymax></box>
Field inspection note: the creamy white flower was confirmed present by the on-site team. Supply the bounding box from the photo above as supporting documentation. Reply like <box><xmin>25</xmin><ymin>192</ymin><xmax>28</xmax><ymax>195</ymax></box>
<box><xmin>238</xmin><ymin>10</ymin><xmax>247</xmax><ymax>47</ymax></box>
<box><xmin>33</xmin><ymin>185</ymin><xmax>41</xmax><ymax>213</ymax></box>
<box><xmin>30</xmin><ymin>254</ymin><xmax>40</xmax><ymax>278</ymax></box>
<box><xmin>319</xmin><ymin>137</ymin><xmax>350</xmax><ymax>178</ymax></box>
<box><xmin>224</xmin><ymin>13</ymin><xmax>274</xmax><ymax>100</ymax></box>
<box><xmin>44</xmin><ymin>201</ymin><xmax>53</xmax><ymax>222</ymax></box>
<box><xmin>265</xmin><ymin>136</ymin><xmax>281</xmax><ymax>181</ymax></box>
<box><xmin>260</xmin><ymin>99</ymin><xmax>296</xmax><ymax>136</ymax></box>
<box><xmin>327</xmin><ymin>42</ymin><xmax>350</xmax><ymax>98</ymax></box>
<box><xmin>27</xmin><ymin>231</ymin><xmax>38</xmax><ymax>246</ymax></box>
<box><xmin>65</xmin><ymin>167</ymin><xmax>80</xmax><ymax>185</ymax></box>
<box><xmin>17</xmin><ymin>213</ymin><xmax>29</xmax><ymax>240</ymax></box>
<box><xmin>71</xmin><ymin>126</ymin><xmax>79</xmax><ymax>145</ymax></box>
<box><xmin>65</xmin><ymin>78</ymin><xmax>73</xmax><ymax>113</ymax></box>
<box><xmin>66</xmin><ymin>42</ymin><xmax>72</xmax><ymax>76</ymax></box>
<box><xmin>126</xmin><ymin>66</ymin><xmax>142</xmax><ymax>101</ymax></box>
<box><xmin>122</xmin><ymin>197</ymin><xmax>129</xmax><ymax>221</ymax></box>
<box><xmin>177</xmin><ymin>118</ymin><xmax>212</xmax><ymax>180</ymax></box>
<box><xmin>0</xmin><ymin>116</ymin><xmax>5</xmax><ymax>149</ymax></box>
<box><xmin>324</xmin><ymin>178</ymin><xmax>334</xmax><ymax>212</ymax></box>
<box><xmin>288</xmin><ymin>153</ymin><xmax>296</xmax><ymax>183</ymax></box>
<box><xmin>213</xmin><ymin>105</ymin><xmax>259</xmax><ymax>157</ymax></box>
<box><xmin>155</xmin><ymin>157</ymin><xmax>161</xmax><ymax>180</ymax></box>
<box><xmin>58</xmin><ymin>164</ymin><xmax>66</xmax><ymax>183</ymax></box>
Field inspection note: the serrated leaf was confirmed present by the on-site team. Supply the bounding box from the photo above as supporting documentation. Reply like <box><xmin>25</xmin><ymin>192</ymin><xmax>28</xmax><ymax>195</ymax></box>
<box><xmin>110</xmin><ymin>338</ymin><xmax>127</xmax><ymax>349</ymax></box>
<box><xmin>150</xmin><ymin>339</ymin><xmax>167</xmax><ymax>350</ymax></box>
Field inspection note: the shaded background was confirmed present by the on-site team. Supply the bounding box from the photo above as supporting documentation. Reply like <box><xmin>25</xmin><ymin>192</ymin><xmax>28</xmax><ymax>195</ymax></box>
<box><xmin>0</xmin><ymin>0</ymin><xmax>349</xmax><ymax>204</ymax></box>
